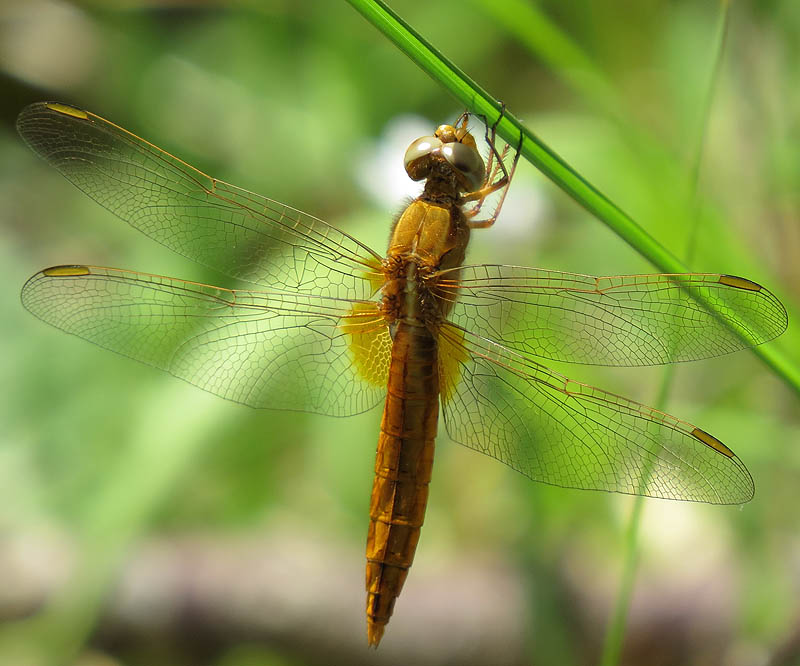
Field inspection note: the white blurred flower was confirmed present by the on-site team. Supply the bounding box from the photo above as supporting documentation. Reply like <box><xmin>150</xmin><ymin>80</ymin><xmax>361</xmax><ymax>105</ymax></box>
<box><xmin>355</xmin><ymin>114</ymin><xmax>431</xmax><ymax>210</ymax></box>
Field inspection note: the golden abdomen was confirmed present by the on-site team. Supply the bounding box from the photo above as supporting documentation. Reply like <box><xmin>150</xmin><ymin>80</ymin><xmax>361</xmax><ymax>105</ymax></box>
<box><xmin>365</xmin><ymin>321</ymin><xmax>439</xmax><ymax>646</ymax></box>
<box><xmin>365</xmin><ymin>197</ymin><xmax>467</xmax><ymax>646</ymax></box>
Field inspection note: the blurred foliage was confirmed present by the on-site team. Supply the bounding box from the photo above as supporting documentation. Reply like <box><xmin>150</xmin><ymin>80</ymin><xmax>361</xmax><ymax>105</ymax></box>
<box><xmin>0</xmin><ymin>1</ymin><xmax>799</xmax><ymax>665</ymax></box>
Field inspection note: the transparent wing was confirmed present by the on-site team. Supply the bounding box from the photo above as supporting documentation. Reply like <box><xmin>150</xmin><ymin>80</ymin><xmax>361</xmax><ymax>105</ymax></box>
<box><xmin>437</xmin><ymin>323</ymin><xmax>753</xmax><ymax>504</ymax></box>
<box><xmin>16</xmin><ymin>102</ymin><xmax>383</xmax><ymax>299</ymax></box>
<box><xmin>22</xmin><ymin>265</ymin><xmax>391</xmax><ymax>416</ymax></box>
<box><xmin>434</xmin><ymin>265</ymin><xmax>787</xmax><ymax>366</ymax></box>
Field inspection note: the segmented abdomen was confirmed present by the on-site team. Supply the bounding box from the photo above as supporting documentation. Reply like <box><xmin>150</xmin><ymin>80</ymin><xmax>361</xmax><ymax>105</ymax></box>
<box><xmin>365</xmin><ymin>320</ymin><xmax>439</xmax><ymax>646</ymax></box>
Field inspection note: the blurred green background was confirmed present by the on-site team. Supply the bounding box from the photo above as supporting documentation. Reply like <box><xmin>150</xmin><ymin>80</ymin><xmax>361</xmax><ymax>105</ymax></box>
<box><xmin>1</xmin><ymin>1</ymin><xmax>799</xmax><ymax>665</ymax></box>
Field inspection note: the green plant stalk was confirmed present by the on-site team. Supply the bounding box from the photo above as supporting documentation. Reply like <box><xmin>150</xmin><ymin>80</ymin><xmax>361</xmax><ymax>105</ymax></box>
<box><xmin>346</xmin><ymin>0</ymin><xmax>799</xmax><ymax>397</ymax></box>
<box><xmin>599</xmin><ymin>472</ymin><xmax>649</xmax><ymax>666</ymax></box>
<box><xmin>600</xmin><ymin>4</ymin><xmax>732</xmax><ymax>664</ymax></box>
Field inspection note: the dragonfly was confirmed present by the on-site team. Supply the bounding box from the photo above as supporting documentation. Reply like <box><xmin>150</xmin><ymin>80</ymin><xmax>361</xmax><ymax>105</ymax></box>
<box><xmin>18</xmin><ymin>102</ymin><xmax>787</xmax><ymax>647</ymax></box>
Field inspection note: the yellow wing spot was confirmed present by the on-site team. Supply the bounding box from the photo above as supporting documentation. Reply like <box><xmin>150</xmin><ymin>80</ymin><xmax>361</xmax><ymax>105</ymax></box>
<box><xmin>45</xmin><ymin>103</ymin><xmax>89</xmax><ymax>120</ymax></box>
<box><xmin>43</xmin><ymin>265</ymin><xmax>91</xmax><ymax>277</ymax></box>
<box><xmin>438</xmin><ymin>325</ymin><xmax>469</xmax><ymax>404</ymax></box>
<box><xmin>719</xmin><ymin>275</ymin><xmax>762</xmax><ymax>292</ymax></box>
<box><xmin>341</xmin><ymin>303</ymin><xmax>390</xmax><ymax>388</ymax></box>
<box><xmin>691</xmin><ymin>427</ymin><xmax>735</xmax><ymax>458</ymax></box>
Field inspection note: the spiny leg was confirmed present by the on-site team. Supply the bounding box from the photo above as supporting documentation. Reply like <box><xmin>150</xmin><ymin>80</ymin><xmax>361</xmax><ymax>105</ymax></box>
<box><xmin>463</xmin><ymin>105</ymin><xmax>522</xmax><ymax>228</ymax></box>
<box><xmin>472</xmin><ymin>103</ymin><xmax>505</xmax><ymax>193</ymax></box>
<box><xmin>465</xmin><ymin>140</ymin><xmax>520</xmax><ymax>228</ymax></box>
<box><xmin>485</xmin><ymin>143</ymin><xmax>511</xmax><ymax>190</ymax></box>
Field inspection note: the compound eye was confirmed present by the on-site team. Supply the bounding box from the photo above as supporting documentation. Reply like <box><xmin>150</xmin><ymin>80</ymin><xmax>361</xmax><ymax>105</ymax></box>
<box><xmin>403</xmin><ymin>135</ymin><xmax>442</xmax><ymax>180</ymax></box>
<box><xmin>442</xmin><ymin>141</ymin><xmax>485</xmax><ymax>191</ymax></box>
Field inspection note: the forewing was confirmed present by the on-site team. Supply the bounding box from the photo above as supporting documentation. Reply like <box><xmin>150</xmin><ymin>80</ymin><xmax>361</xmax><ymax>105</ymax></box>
<box><xmin>435</xmin><ymin>265</ymin><xmax>787</xmax><ymax>366</ymax></box>
<box><xmin>437</xmin><ymin>323</ymin><xmax>753</xmax><ymax>504</ymax></box>
<box><xmin>22</xmin><ymin>265</ymin><xmax>391</xmax><ymax>416</ymax></box>
<box><xmin>16</xmin><ymin>102</ymin><xmax>383</xmax><ymax>299</ymax></box>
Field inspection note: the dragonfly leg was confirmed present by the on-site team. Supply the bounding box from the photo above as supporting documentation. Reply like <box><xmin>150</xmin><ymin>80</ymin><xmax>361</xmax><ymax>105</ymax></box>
<box><xmin>463</xmin><ymin>106</ymin><xmax>522</xmax><ymax>229</ymax></box>
<box><xmin>468</xmin><ymin>102</ymin><xmax>505</xmax><ymax>190</ymax></box>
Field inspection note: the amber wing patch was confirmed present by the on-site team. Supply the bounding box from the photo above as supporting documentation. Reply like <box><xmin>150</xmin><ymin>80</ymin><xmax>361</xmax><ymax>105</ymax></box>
<box><xmin>361</xmin><ymin>256</ymin><xmax>386</xmax><ymax>295</ymax></box>
<box><xmin>437</xmin><ymin>324</ymin><xmax>469</xmax><ymax>404</ymax></box>
<box><xmin>341</xmin><ymin>302</ymin><xmax>391</xmax><ymax>387</ymax></box>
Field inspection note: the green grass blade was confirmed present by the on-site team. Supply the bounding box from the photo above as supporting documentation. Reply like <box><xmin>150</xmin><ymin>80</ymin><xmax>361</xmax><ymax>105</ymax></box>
<box><xmin>346</xmin><ymin>0</ymin><xmax>799</xmax><ymax>397</ymax></box>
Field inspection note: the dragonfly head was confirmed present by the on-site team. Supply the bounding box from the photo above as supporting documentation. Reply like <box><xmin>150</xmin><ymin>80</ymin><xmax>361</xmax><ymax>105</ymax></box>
<box><xmin>404</xmin><ymin>123</ymin><xmax>486</xmax><ymax>193</ymax></box>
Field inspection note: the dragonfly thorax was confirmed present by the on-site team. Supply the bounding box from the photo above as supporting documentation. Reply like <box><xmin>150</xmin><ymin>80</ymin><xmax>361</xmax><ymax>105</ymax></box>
<box><xmin>404</xmin><ymin>125</ymin><xmax>485</xmax><ymax>193</ymax></box>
